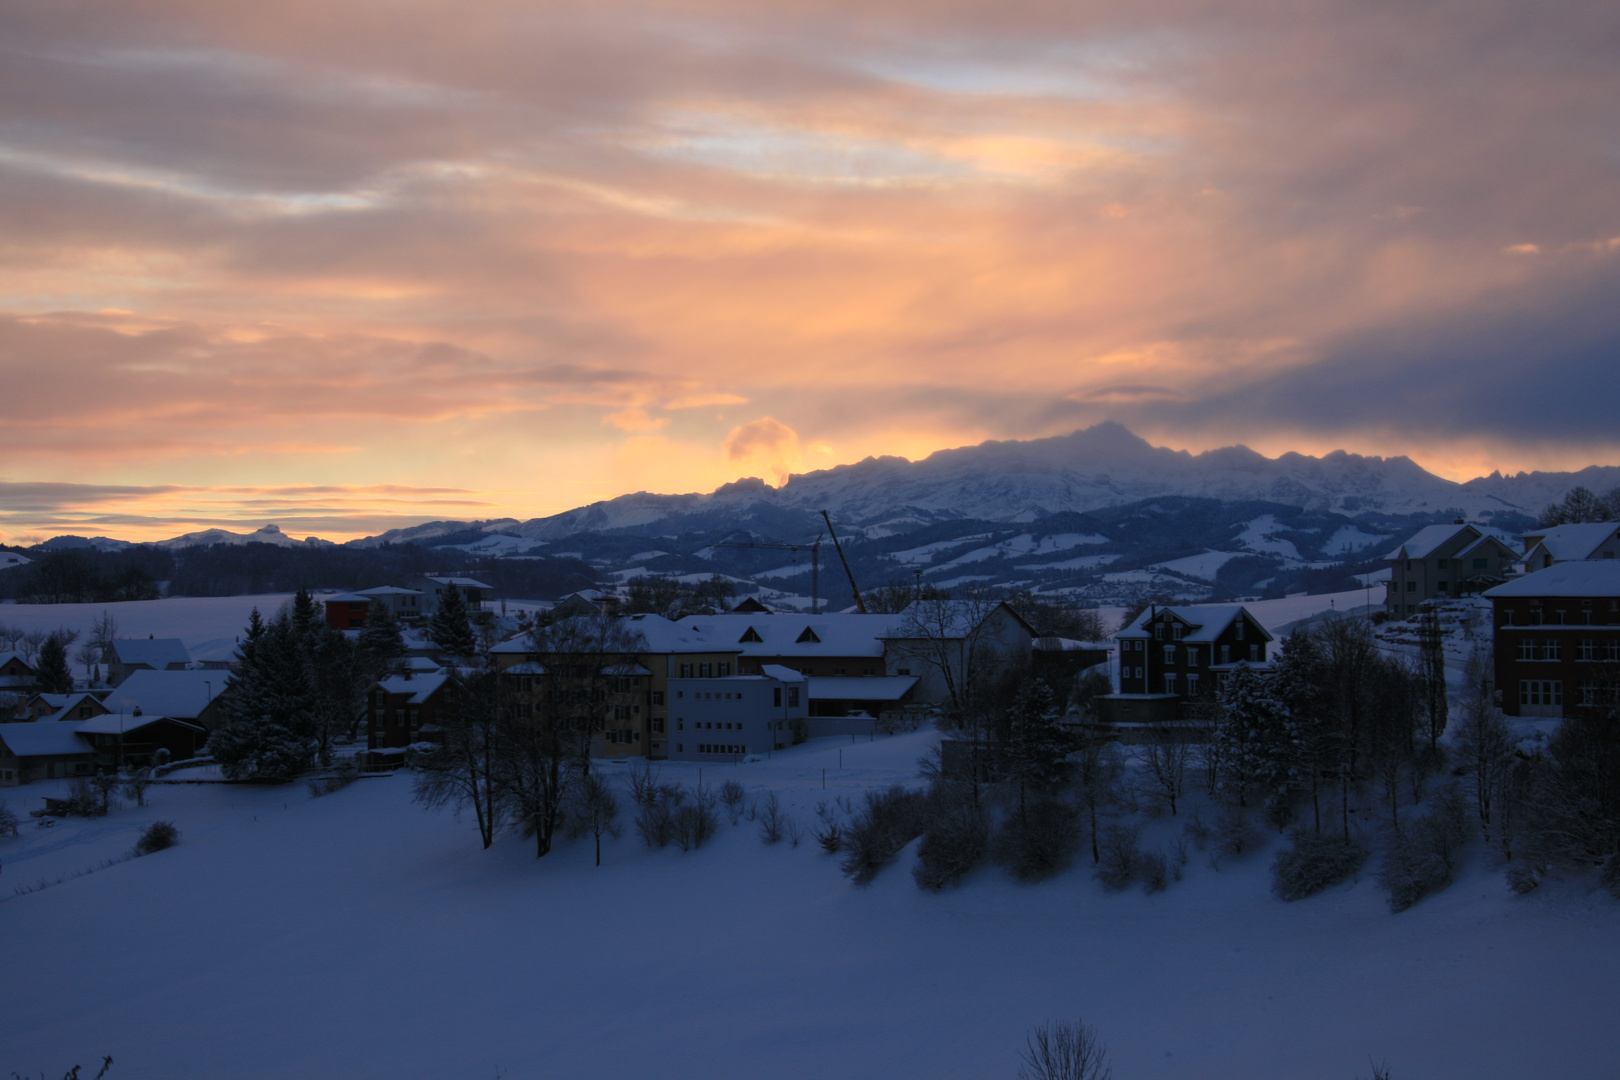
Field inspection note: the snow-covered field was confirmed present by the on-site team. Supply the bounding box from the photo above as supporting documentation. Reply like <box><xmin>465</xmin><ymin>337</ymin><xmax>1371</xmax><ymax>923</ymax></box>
<box><xmin>0</xmin><ymin>594</ymin><xmax>296</xmax><ymax>661</ymax></box>
<box><xmin>3</xmin><ymin>728</ymin><xmax>1617</xmax><ymax>1079</ymax></box>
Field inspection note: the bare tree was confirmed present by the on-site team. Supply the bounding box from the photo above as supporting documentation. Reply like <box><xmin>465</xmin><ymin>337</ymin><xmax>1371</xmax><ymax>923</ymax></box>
<box><xmin>567</xmin><ymin>772</ymin><xmax>622</xmax><ymax>866</ymax></box>
<box><xmin>1074</xmin><ymin>732</ymin><xmax>1123</xmax><ymax>863</ymax></box>
<box><xmin>1417</xmin><ymin>606</ymin><xmax>1449</xmax><ymax>757</ymax></box>
<box><xmin>414</xmin><ymin>661</ymin><xmax>503</xmax><ymax>849</ymax></box>
<box><xmin>526</xmin><ymin>614</ymin><xmax>649</xmax><ymax>777</ymax></box>
<box><xmin>1018</xmin><ymin>1019</ymin><xmax>1112</xmax><ymax>1080</ymax></box>
<box><xmin>74</xmin><ymin>643</ymin><xmax>102</xmax><ymax>685</ymax></box>
<box><xmin>1136</xmin><ymin>728</ymin><xmax>1191</xmax><ymax>816</ymax></box>
<box><xmin>89</xmin><ymin>611</ymin><xmax>119</xmax><ymax>656</ymax></box>
<box><xmin>891</xmin><ymin>587</ymin><xmax>1015</xmax><ymax>720</ymax></box>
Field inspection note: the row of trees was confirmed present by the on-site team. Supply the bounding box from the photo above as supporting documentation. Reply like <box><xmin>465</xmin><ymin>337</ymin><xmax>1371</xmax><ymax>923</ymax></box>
<box><xmin>1539</xmin><ymin>484</ymin><xmax>1620</xmax><ymax>527</ymax></box>
<box><xmin>207</xmin><ymin>592</ymin><xmax>412</xmax><ymax>779</ymax></box>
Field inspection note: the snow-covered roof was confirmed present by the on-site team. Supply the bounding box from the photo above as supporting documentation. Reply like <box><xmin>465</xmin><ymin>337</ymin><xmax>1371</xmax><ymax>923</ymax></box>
<box><xmin>38</xmin><ymin>692</ymin><xmax>102</xmax><ymax>723</ymax></box>
<box><xmin>677</xmin><ymin>613</ymin><xmax>900</xmax><ymax>657</ymax></box>
<box><xmin>323</xmin><ymin>592</ymin><xmax>370</xmax><ymax>603</ymax></box>
<box><xmin>1116</xmin><ymin>604</ymin><xmax>1273</xmax><ymax>643</ymax></box>
<box><xmin>758</xmin><ymin>664</ymin><xmax>807</xmax><ymax>684</ymax></box>
<box><xmin>1384</xmin><ymin>523</ymin><xmax>1513</xmax><ymax>562</ymax></box>
<box><xmin>807</xmin><ymin>675</ymin><xmax>918</xmax><ymax>701</ymax></box>
<box><xmin>502</xmin><ymin>661</ymin><xmax>548</xmax><ymax>676</ymax></box>
<box><xmin>1454</xmin><ymin>533</ymin><xmax>1516</xmax><ymax>560</ymax></box>
<box><xmin>110</xmin><ymin>638</ymin><xmax>191</xmax><ymax>668</ymax></box>
<box><xmin>879</xmin><ymin>600</ymin><xmax>1034</xmax><ymax>641</ymax></box>
<box><xmin>0</xmin><ymin>723</ymin><xmax>92</xmax><ymax>758</ymax></box>
<box><xmin>376</xmin><ymin>672</ymin><xmax>450</xmax><ymax>704</ymax></box>
<box><xmin>102</xmin><ymin>669</ymin><xmax>224</xmax><ymax>719</ymax></box>
<box><xmin>1032</xmin><ymin>636</ymin><xmax>1112</xmax><ymax>652</ymax></box>
<box><xmin>423</xmin><ymin>576</ymin><xmax>493</xmax><ymax>589</ymax></box>
<box><xmin>1484</xmin><ymin>561</ymin><xmax>1620</xmax><ymax>599</ymax></box>
<box><xmin>497</xmin><ymin>614</ymin><xmax>736</xmax><ymax>657</ymax></box>
<box><xmin>358</xmin><ymin>586</ymin><xmax>424</xmax><ymax>597</ymax></box>
<box><xmin>1520</xmin><ymin>523</ymin><xmax>1620</xmax><ymax>562</ymax></box>
<box><xmin>76</xmin><ymin>713</ymin><xmax>201</xmax><ymax>735</ymax></box>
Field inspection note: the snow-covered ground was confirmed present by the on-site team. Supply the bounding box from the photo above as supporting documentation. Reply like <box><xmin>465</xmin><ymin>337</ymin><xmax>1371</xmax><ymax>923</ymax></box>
<box><xmin>0</xmin><ymin>594</ymin><xmax>296</xmax><ymax>661</ymax></box>
<box><xmin>3</xmin><ymin>727</ymin><xmax>1617</xmax><ymax>1079</ymax></box>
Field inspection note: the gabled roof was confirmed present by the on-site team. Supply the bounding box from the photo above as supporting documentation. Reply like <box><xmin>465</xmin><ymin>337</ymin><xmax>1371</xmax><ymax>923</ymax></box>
<box><xmin>376</xmin><ymin>672</ymin><xmax>451</xmax><ymax>704</ymax></box>
<box><xmin>758</xmin><ymin>663</ymin><xmax>808</xmax><ymax>684</ymax></box>
<box><xmin>1116</xmin><ymin>604</ymin><xmax>1273</xmax><ymax>644</ymax></box>
<box><xmin>0</xmin><ymin>723</ymin><xmax>92</xmax><ymax>758</ymax></box>
<box><xmin>423</xmin><ymin>576</ymin><xmax>493</xmax><ymax>589</ymax></box>
<box><xmin>109</xmin><ymin>638</ymin><xmax>191</xmax><ymax>669</ymax></box>
<box><xmin>1454</xmin><ymin>533</ymin><xmax>1517</xmax><ymax>560</ymax></box>
<box><xmin>38</xmin><ymin>692</ymin><xmax>105</xmax><ymax>723</ymax></box>
<box><xmin>880</xmin><ymin>600</ymin><xmax>1037</xmax><ymax>641</ymax></box>
<box><xmin>102</xmin><ymin>669</ymin><xmax>224</xmax><ymax>720</ymax></box>
<box><xmin>1484</xmin><ymin>560</ymin><xmax>1620</xmax><ymax>599</ymax></box>
<box><xmin>1385</xmin><ymin>522</ymin><xmax>1514</xmax><ymax>561</ymax></box>
<box><xmin>357</xmin><ymin>585</ymin><xmax>424</xmax><ymax>597</ymax></box>
<box><xmin>0</xmin><ymin>651</ymin><xmax>34</xmax><ymax>671</ymax></box>
<box><xmin>1520</xmin><ymin>522</ymin><xmax>1620</xmax><ymax>563</ymax></box>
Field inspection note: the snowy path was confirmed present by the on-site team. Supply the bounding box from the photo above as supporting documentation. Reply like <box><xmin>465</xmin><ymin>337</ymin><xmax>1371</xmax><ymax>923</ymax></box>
<box><xmin>1</xmin><ymin>732</ymin><xmax>1617</xmax><ymax>1079</ymax></box>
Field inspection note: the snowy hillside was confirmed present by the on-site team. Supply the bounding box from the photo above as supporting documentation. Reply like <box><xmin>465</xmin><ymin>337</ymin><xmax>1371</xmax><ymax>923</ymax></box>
<box><xmin>2</xmin><ymin>729</ymin><xmax>1617</xmax><ymax>1079</ymax></box>
<box><xmin>150</xmin><ymin>524</ymin><xmax>333</xmax><ymax>550</ymax></box>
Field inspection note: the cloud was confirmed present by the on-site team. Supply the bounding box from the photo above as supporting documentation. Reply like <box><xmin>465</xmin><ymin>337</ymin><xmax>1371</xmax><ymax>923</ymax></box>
<box><xmin>723</xmin><ymin>416</ymin><xmax>802</xmax><ymax>486</ymax></box>
<box><xmin>0</xmin><ymin>0</ymin><xmax>1616</xmax><ymax>529</ymax></box>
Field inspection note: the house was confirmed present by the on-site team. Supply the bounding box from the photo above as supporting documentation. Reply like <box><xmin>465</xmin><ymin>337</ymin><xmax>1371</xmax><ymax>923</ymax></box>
<box><xmin>322</xmin><ymin>585</ymin><xmax>427</xmax><ymax>630</ymax></box>
<box><xmin>675</xmin><ymin>612</ymin><xmax>898</xmax><ymax>678</ymax></box>
<box><xmin>665</xmin><ymin>665</ymin><xmax>808</xmax><ymax>759</ymax></box>
<box><xmin>1030</xmin><ymin>636</ymin><xmax>1113</xmax><ymax>692</ymax></box>
<box><xmin>105</xmin><ymin>638</ymin><xmax>191</xmax><ymax>686</ymax></box>
<box><xmin>493</xmin><ymin>613</ymin><xmax>744</xmax><ymax>760</ymax></box>
<box><xmin>0</xmin><ymin>651</ymin><xmax>38</xmax><ymax>695</ymax></box>
<box><xmin>1484</xmin><ymin>560</ymin><xmax>1620</xmax><ymax>719</ymax></box>
<box><xmin>18</xmin><ymin>691</ymin><xmax>109</xmax><ymax>724</ymax></box>
<box><xmin>879</xmin><ymin>600</ymin><xmax>1038</xmax><ymax>708</ymax></box>
<box><xmin>548</xmin><ymin>590</ymin><xmax>627</xmax><ymax>620</ymax></box>
<box><xmin>102</xmin><ymin>669</ymin><xmax>227</xmax><ymax>730</ymax></box>
<box><xmin>414</xmin><ymin>577</ymin><xmax>494</xmax><ymax>618</ymax></box>
<box><xmin>366</xmin><ymin>671</ymin><xmax>451</xmax><ymax>751</ymax></box>
<box><xmin>76</xmin><ymin>713</ymin><xmax>204</xmax><ymax>769</ymax></box>
<box><xmin>0</xmin><ymin>722</ymin><xmax>95</xmax><ymax>785</ymax></box>
<box><xmin>1384</xmin><ymin>521</ymin><xmax>1518</xmax><ymax>615</ymax></box>
<box><xmin>1518</xmin><ymin>522</ymin><xmax>1620</xmax><ymax>573</ymax></box>
<box><xmin>1104</xmin><ymin>604</ymin><xmax>1274</xmax><ymax>726</ymax></box>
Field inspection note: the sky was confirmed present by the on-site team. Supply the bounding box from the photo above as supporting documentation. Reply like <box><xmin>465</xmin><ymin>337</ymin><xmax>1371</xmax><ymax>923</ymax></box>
<box><xmin>2</xmin><ymin>0</ymin><xmax>1618</xmax><ymax>544</ymax></box>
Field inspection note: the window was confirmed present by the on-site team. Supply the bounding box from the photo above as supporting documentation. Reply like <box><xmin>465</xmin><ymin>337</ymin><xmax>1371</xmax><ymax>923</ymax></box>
<box><xmin>897</xmin><ymin>667</ymin><xmax>911</xmax><ymax>675</ymax></box>
<box><xmin>1250</xmin><ymin>644</ymin><xmax>1261</xmax><ymax>662</ymax></box>
<box><xmin>1186</xmin><ymin>673</ymin><xmax>1199</xmax><ymax>696</ymax></box>
<box><xmin>1436</xmin><ymin>581</ymin><xmax>1449</xmax><ymax>594</ymax></box>
<box><xmin>652</xmin><ymin>718</ymin><xmax>665</xmax><ymax>733</ymax></box>
<box><xmin>1163</xmin><ymin>645</ymin><xmax>1176</xmax><ymax>665</ymax></box>
<box><xmin>773</xmin><ymin>687</ymin><xmax>782</xmax><ymax>707</ymax></box>
<box><xmin>1186</xmin><ymin>647</ymin><xmax>1199</xmax><ymax>666</ymax></box>
<box><xmin>1235</xmin><ymin>620</ymin><xmax>1245</xmax><ymax>640</ymax></box>
<box><xmin>679</xmin><ymin>663</ymin><xmax>693</xmax><ymax>678</ymax></box>
<box><xmin>1220</xmin><ymin>646</ymin><xmax>1231</xmax><ymax>664</ymax></box>
<box><xmin>717</xmin><ymin>662</ymin><xmax>731</xmax><ymax>677</ymax></box>
<box><xmin>677</xmin><ymin>719</ymin><xmax>683</xmax><ymax>730</ymax></box>
<box><xmin>651</xmin><ymin>690</ymin><xmax>665</xmax><ymax>706</ymax></box>
<box><xmin>699</xmin><ymin>663</ymin><xmax>712</xmax><ymax>678</ymax></box>
<box><xmin>1437</xmin><ymin>558</ymin><xmax>1448</xmax><ymax>569</ymax></box>
<box><xmin>1473</xmin><ymin>557</ymin><xmax>1487</xmax><ymax>570</ymax></box>
<box><xmin>1406</xmin><ymin>581</ymin><xmax>1417</xmax><ymax>592</ymax></box>
<box><xmin>1519</xmin><ymin>680</ymin><xmax>1562</xmax><ymax>707</ymax></box>
<box><xmin>1579</xmin><ymin>639</ymin><xmax>1597</xmax><ymax>662</ymax></box>
<box><xmin>1163</xmin><ymin>673</ymin><xmax>1178</xmax><ymax>695</ymax></box>
<box><xmin>787</xmin><ymin>687</ymin><xmax>800</xmax><ymax>707</ymax></box>
<box><xmin>677</xmin><ymin>744</ymin><xmax>683</xmax><ymax>753</ymax></box>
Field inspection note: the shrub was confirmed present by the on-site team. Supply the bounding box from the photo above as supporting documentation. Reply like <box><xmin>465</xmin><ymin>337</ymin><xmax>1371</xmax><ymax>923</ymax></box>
<box><xmin>1505</xmin><ymin>862</ymin><xmax>1542</xmax><ymax>895</ymax></box>
<box><xmin>840</xmin><ymin>785</ymin><xmax>928</xmax><ymax>885</ymax></box>
<box><xmin>1182</xmin><ymin>809</ymin><xmax>1213</xmax><ymax>851</ymax></box>
<box><xmin>635</xmin><ymin>784</ymin><xmax>684</xmax><ymax>848</ymax></box>
<box><xmin>1271</xmin><ymin>830</ymin><xmax>1370</xmax><ymax>901</ymax></box>
<box><xmin>756</xmin><ymin>791</ymin><xmax>788</xmax><ymax>844</ymax></box>
<box><xmin>1018</xmin><ymin>1019</ymin><xmax>1112</xmax><ymax>1080</ymax></box>
<box><xmin>1138</xmin><ymin>850</ymin><xmax>1168</xmax><ymax>893</ymax></box>
<box><xmin>674</xmin><ymin>789</ymin><xmax>720</xmax><ymax>852</ymax></box>
<box><xmin>63</xmin><ymin>779</ymin><xmax>107</xmax><ymax>818</ymax></box>
<box><xmin>719</xmin><ymin>779</ymin><xmax>747</xmax><ymax>823</ymax></box>
<box><xmin>813</xmin><ymin>797</ymin><xmax>850</xmax><ymax>853</ymax></box>
<box><xmin>0</xmin><ymin>800</ymin><xmax>18</xmax><ymax>837</ymax></box>
<box><xmin>307</xmin><ymin>760</ymin><xmax>359</xmax><ymax>798</ymax></box>
<box><xmin>1217</xmin><ymin>803</ymin><xmax>1260</xmax><ymax>861</ymax></box>
<box><xmin>913</xmin><ymin>796</ymin><xmax>989</xmax><ymax>891</ymax></box>
<box><xmin>1094</xmin><ymin>824</ymin><xmax>1141</xmax><ymax>891</ymax></box>
<box><xmin>1378</xmin><ymin>785</ymin><xmax>1471</xmax><ymax>912</ymax></box>
<box><xmin>993</xmin><ymin>799</ymin><xmax>1080</xmax><ymax>883</ymax></box>
<box><xmin>135</xmin><ymin>820</ymin><xmax>179</xmax><ymax>855</ymax></box>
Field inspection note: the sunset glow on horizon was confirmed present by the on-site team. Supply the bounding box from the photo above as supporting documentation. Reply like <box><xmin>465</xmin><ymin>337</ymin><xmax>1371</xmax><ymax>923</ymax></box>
<box><xmin>3</xmin><ymin>1</ymin><xmax>1618</xmax><ymax>544</ymax></box>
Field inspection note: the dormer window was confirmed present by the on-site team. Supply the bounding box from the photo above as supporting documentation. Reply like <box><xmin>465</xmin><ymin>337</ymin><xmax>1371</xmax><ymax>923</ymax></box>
<box><xmin>1235</xmin><ymin>620</ymin><xmax>1245</xmax><ymax>641</ymax></box>
<box><xmin>796</xmin><ymin>627</ymin><xmax>821</xmax><ymax>644</ymax></box>
<box><xmin>739</xmin><ymin>627</ymin><xmax>763</xmax><ymax>643</ymax></box>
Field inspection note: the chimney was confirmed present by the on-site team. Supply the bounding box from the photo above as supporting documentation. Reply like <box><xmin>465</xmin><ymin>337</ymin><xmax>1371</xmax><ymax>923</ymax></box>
<box><xmin>1454</xmin><ymin>517</ymin><xmax>1466</xmax><ymax>525</ymax></box>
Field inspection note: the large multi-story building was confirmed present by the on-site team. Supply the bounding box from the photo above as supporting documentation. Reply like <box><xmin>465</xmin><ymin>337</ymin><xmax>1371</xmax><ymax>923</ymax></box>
<box><xmin>1485</xmin><ymin>561</ymin><xmax>1620</xmax><ymax>718</ymax></box>
<box><xmin>1384</xmin><ymin>522</ymin><xmax>1518</xmax><ymax>616</ymax></box>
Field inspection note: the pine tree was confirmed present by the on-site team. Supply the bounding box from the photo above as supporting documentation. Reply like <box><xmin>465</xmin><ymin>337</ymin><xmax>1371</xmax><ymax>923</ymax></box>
<box><xmin>1272</xmin><ymin>629</ymin><xmax>1332</xmax><ymax>831</ymax></box>
<box><xmin>208</xmin><ymin>611</ymin><xmax>317</xmax><ymax>780</ymax></box>
<box><xmin>36</xmin><ymin>632</ymin><xmax>73</xmax><ymax>693</ymax></box>
<box><xmin>358</xmin><ymin>602</ymin><xmax>408</xmax><ymax>678</ymax></box>
<box><xmin>1005</xmin><ymin>679</ymin><xmax>1073</xmax><ymax>804</ymax></box>
<box><xmin>1214</xmin><ymin>664</ymin><xmax>1282</xmax><ymax>809</ymax></box>
<box><xmin>1418</xmin><ymin>606</ymin><xmax>1449</xmax><ymax>758</ymax></box>
<box><xmin>291</xmin><ymin>587</ymin><xmax>319</xmax><ymax>640</ymax></box>
<box><xmin>429</xmin><ymin>586</ymin><xmax>477</xmax><ymax>659</ymax></box>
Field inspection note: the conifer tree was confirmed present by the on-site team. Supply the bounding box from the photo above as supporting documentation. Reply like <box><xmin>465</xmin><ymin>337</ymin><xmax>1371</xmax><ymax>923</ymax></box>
<box><xmin>208</xmin><ymin>610</ymin><xmax>317</xmax><ymax>780</ymax></box>
<box><xmin>1214</xmin><ymin>664</ymin><xmax>1282</xmax><ymax>809</ymax></box>
<box><xmin>1272</xmin><ymin>629</ymin><xmax>1332</xmax><ymax>831</ymax></box>
<box><xmin>358</xmin><ymin>601</ymin><xmax>408</xmax><ymax>678</ymax></box>
<box><xmin>36</xmin><ymin>632</ymin><xmax>74</xmax><ymax>693</ymax></box>
<box><xmin>429</xmin><ymin>586</ymin><xmax>477</xmax><ymax>659</ymax></box>
<box><xmin>1005</xmin><ymin>678</ymin><xmax>1073</xmax><ymax>810</ymax></box>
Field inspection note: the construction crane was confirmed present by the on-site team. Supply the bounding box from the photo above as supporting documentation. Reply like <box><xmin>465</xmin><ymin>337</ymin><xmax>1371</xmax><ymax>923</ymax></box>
<box><xmin>821</xmin><ymin>510</ymin><xmax>867</xmax><ymax>614</ymax></box>
<box><xmin>711</xmin><ymin>534</ymin><xmax>823</xmax><ymax>614</ymax></box>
